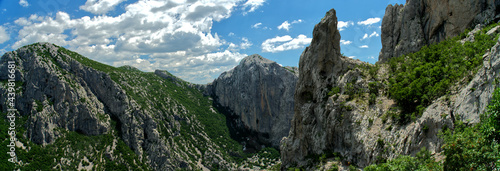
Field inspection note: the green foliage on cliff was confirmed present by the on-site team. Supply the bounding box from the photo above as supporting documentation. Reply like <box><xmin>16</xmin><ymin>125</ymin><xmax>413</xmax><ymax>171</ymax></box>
<box><xmin>440</xmin><ymin>88</ymin><xmax>500</xmax><ymax>170</ymax></box>
<box><xmin>387</xmin><ymin>23</ymin><xmax>499</xmax><ymax>122</ymax></box>
<box><xmin>364</xmin><ymin>87</ymin><xmax>500</xmax><ymax>170</ymax></box>
<box><xmin>364</xmin><ymin>148</ymin><xmax>442</xmax><ymax>171</ymax></box>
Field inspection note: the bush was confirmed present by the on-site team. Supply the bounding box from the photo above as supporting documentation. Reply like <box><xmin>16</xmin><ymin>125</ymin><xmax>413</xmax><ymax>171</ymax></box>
<box><xmin>364</xmin><ymin>148</ymin><xmax>442</xmax><ymax>171</ymax></box>
<box><xmin>328</xmin><ymin>87</ymin><xmax>341</xmax><ymax>96</ymax></box>
<box><xmin>387</xmin><ymin>26</ymin><xmax>498</xmax><ymax>122</ymax></box>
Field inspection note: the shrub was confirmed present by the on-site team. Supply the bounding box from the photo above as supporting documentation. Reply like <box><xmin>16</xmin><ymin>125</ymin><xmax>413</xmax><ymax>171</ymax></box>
<box><xmin>387</xmin><ymin>26</ymin><xmax>498</xmax><ymax>122</ymax></box>
<box><xmin>364</xmin><ymin>148</ymin><xmax>442</xmax><ymax>171</ymax></box>
<box><xmin>328</xmin><ymin>86</ymin><xmax>341</xmax><ymax>96</ymax></box>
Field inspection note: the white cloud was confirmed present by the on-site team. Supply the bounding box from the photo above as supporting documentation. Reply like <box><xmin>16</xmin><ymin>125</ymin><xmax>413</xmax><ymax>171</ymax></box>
<box><xmin>242</xmin><ymin>0</ymin><xmax>265</xmax><ymax>15</ymax></box>
<box><xmin>277</xmin><ymin>19</ymin><xmax>302</xmax><ymax>31</ymax></box>
<box><xmin>357</xmin><ymin>17</ymin><xmax>381</xmax><ymax>26</ymax></box>
<box><xmin>240</xmin><ymin>37</ymin><xmax>252</xmax><ymax>49</ymax></box>
<box><xmin>0</xmin><ymin>26</ymin><xmax>10</xmax><ymax>44</ymax></box>
<box><xmin>11</xmin><ymin>0</ymin><xmax>256</xmax><ymax>84</ymax></box>
<box><xmin>277</xmin><ymin>21</ymin><xmax>290</xmax><ymax>31</ymax></box>
<box><xmin>80</xmin><ymin>0</ymin><xmax>127</xmax><ymax>15</ymax></box>
<box><xmin>19</xmin><ymin>0</ymin><xmax>29</xmax><ymax>7</ymax></box>
<box><xmin>262</xmin><ymin>34</ymin><xmax>311</xmax><ymax>53</ymax></box>
<box><xmin>359</xmin><ymin>45</ymin><xmax>369</xmax><ymax>48</ymax></box>
<box><xmin>338</xmin><ymin>21</ymin><xmax>353</xmax><ymax>31</ymax></box>
<box><xmin>340</xmin><ymin>40</ymin><xmax>352</xmax><ymax>45</ymax></box>
<box><xmin>361</xmin><ymin>31</ymin><xmax>379</xmax><ymax>40</ymax></box>
<box><xmin>252</xmin><ymin>22</ymin><xmax>262</xmax><ymax>28</ymax></box>
<box><xmin>348</xmin><ymin>56</ymin><xmax>355</xmax><ymax>58</ymax></box>
<box><xmin>292</xmin><ymin>19</ymin><xmax>303</xmax><ymax>24</ymax></box>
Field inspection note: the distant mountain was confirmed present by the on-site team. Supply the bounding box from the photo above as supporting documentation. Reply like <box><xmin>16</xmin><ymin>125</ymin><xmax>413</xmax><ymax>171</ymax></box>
<box><xmin>203</xmin><ymin>54</ymin><xmax>298</xmax><ymax>150</ymax></box>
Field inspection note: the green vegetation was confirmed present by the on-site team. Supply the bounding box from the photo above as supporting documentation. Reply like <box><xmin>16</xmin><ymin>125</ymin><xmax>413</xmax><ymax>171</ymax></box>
<box><xmin>364</xmin><ymin>87</ymin><xmax>500</xmax><ymax>170</ymax></box>
<box><xmin>328</xmin><ymin>86</ymin><xmax>341</xmax><ymax>96</ymax></box>
<box><xmin>329</xmin><ymin>163</ymin><xmax>339</xmax><ymax>171</ymax></box>
<box><xmin>364</xmin><ymin>148</ymin><xmax>442</xmax><ymax>171</ymax></box>
<box><xmin>0</xmin><ymin>110</ymin><xmax>150</xmax><ymax>170</ymax></box>
<box><xmin>387</xmin><ymin>23</ymin><xmax>499</xmax><ymax>122</ymax></box>
<box><xmin>35</xmin><ymin>100</ymin><xmax>43</xmax><ymax>112</ymax></box>
<box><xmin>440</xmin><ymin>88</ymin><xmax>500</xmax><ymax>170</ymax></box>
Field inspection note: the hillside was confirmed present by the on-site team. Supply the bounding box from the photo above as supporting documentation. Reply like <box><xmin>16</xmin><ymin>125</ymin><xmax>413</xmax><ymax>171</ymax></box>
<box><xmin>0</xmin><ymin>43</ymin><xmax>280</xmax><ymax>170</ymax></box>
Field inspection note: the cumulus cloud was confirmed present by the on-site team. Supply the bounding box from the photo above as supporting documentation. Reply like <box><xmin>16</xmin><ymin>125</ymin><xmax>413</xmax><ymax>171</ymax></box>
<box><xmin>12</xmin><ymin>0</ymin><xmax>255</xmax><ymax>84</ymax></box>
<box><xmin>262</xmin><ymin>34</ymin><xmax>311</xmax><ymax>53</ymax></box>
<box><xmin>0</xmin><ymin>26</ymin><xmax>9</xmax><ymax>44</ymax></box>
<box><xmin>242</xmin><ymin>0</ymin><xmax>265</xmax><ymax>14</ymax></box>
<box><xmin>357</xmin><ymin>17</ymin><xmax>381</xmax><ymax>26</ymax></box>
<box><xmin>361</xmin><ymin>31</ymin><xmax>379</xmax><ymax>40</ymax></box>
<box><xmin>277</xmin><ymin>19</ymin><xmax>302</xmax><ymax>31</ymax></box>
<box><xmin>19</xmin><ymin>0</ymin><xmax>29</xmax><ymax>7</ymax></box>
<box><xmin>340</xmin><ymin>40</ymin><xmax>352</xmax><ymax>45</ymax></box>
<box><xmin>359</xmin><ymin>45</ymin><xmax>369</xmax><ymax>48</ymax></box>
<box><xmin>80</xmin><ymin>0</ymin><xmax>127</xmax><ymax>15</ymax></box>
<box><xmin>338</xmin><ymin>21</ymin><xmax>353</xmax><ymax>31</ymax></box>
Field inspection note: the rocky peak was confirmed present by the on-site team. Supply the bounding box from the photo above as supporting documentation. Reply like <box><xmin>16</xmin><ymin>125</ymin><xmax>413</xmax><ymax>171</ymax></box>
<box><xmin>240</xmin><ymin>54</ymin><xmax>274</xmax><ymax>66</ymax></box>
<box><xmin>280</xmin><ymin>8</ymin><xmax>365</xmax><ymax>168</ymax></box>
<box><xmin>379</xmin><ymin>0</ymin><xmax>500</xmax><ymax>62</ymax></box>
<box><xmin>207</xmin><ymin>54</ymin><xmax>298</xmax><ymax>149</ymax></box>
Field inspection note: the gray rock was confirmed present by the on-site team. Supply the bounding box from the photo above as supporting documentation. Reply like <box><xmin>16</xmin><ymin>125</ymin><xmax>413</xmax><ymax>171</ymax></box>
<box><xmin>206</xmin><ymin>54</ymin><xmax>298</xmax><ymax>148</ymax></box>
<box><xmin>379</xmin><ymin>0</ymin><xmax>500</xmax><ymax>62</ymax></box>
<box><xmin>0</xmin><ymin>43</ymin><xmax>110</xmax><ymax>145</ymax></box>
<box><xmin>280</xmin><ymin>9</ymin><xmax>366</xmax><ymax>168</ymax></box>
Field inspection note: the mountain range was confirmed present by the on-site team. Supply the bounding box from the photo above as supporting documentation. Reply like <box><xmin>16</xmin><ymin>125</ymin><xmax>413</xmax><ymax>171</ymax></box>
<box><xmin>1</xmin><ymin>0</ymin><xmax>500</xmax><ymax>170</ymax></box>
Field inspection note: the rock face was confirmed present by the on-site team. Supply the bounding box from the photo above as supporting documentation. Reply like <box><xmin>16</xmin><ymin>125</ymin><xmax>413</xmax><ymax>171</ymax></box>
<box><xmin>206</xmin><ymin>54</ymin><xmax>298</xmax><ymax>148</ymax></box>
<box><xmin>379</xmin><ymin>0</ymin><xmax>500</xmax><ymax>62</ymax></box>
<box><xmin>280</xmin><ymin>8</ymin><xmax>365</xmax><ymax>168</ymax></box>
<box><xmin>281</xmin><ymin>7</ymin><xmax>500</xmax><ymax>169</ymax></box>
<box><xmin>0</xmin><ymin>43</ymin><xmax>233</xmax><ymax>170</ymax></box>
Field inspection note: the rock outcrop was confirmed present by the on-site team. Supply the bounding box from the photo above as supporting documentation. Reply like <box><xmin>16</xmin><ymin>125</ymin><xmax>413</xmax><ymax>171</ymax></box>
<box><xmin>281</xmin><ymin>7</ymin><xmax>500</xmax><ymax>169</ymax></box>
<box><xmin>205</xmin><ymin>54</ymin><xmax>298</xmax><ymax>148</ymax></box>
<box><xmin>379</xmin><ymin>0</ymin><xmax>500</xmax><ymax>62</ymax></box>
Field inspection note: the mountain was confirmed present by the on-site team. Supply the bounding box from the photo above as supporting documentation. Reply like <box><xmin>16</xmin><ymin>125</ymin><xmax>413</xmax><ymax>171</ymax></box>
<box><xmin>0</xmin><ymin>43</ymin><xmax>282</xmax><ymax>170</ymax></box>
<box><xmin>281</xmin><ymin>3</ymin><xmax>500</xmax><ymax>170</ymax></box>
<box><xmin>204</xmin><ymin>54</ymin><xmax>298</xmax><ymax>150</ymax></box>
<box><xmin>379</xmin><ymin>0</ymin><xmax>500</xmax><ymax>62</ymax></box>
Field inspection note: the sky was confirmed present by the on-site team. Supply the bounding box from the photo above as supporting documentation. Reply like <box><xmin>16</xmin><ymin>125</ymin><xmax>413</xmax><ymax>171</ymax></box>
<box><xmin>0</xmin><ymin>0</ymin><xmax>406</xmax><ymax>84</ymax></box>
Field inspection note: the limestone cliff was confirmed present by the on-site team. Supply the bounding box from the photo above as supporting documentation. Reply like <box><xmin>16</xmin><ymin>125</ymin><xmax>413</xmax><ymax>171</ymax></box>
<box><xmin>0</xmin><ymin>43</ymin><xmax>236</xmax><ymax>170</ymax></box>
<box><xmin>205</xmin><ymin>54</ymin><xmax>298</xmax><ymax>149</ymax></box>
<box><xmin>379</xmin><ymin>0</ymin><xmax>500</xmax><ymax>62</ymax></box>
<box><xmin>281</xmin><ymin>7</ymin><xmax>500</xmax><ymax>169</ymax></box>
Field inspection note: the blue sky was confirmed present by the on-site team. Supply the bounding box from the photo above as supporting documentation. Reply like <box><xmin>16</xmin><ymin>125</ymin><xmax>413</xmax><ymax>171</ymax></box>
<box><xmin>0</xmin><ymin>0</ymin><xmax>406</xmax><ymax>84</ymax></box>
